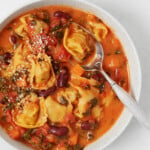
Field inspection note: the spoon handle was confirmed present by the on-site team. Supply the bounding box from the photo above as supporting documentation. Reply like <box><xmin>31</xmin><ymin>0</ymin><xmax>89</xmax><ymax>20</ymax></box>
<box><xmin>101</xmin><ymin>70</ymin><xmax>150</xmax><ymax>129</ymax></box>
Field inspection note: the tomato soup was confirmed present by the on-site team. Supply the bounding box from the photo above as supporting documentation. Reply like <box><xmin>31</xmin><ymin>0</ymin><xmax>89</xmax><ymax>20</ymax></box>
<box><xmin>0</xmin><ymin>6</ymin><xmax>129</xmax><ymax>150</ymax></box>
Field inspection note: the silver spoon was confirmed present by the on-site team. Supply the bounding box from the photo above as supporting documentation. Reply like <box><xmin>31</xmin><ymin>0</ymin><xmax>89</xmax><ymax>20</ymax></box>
<box><xmin>72</xmin><ymin>22</ymin><xmax>150</xmax><ymax>129</ymax></box>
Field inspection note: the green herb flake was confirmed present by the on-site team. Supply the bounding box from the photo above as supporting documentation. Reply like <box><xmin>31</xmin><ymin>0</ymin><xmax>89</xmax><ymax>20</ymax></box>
<box><xmin>106</xmin><ymin>53</ymin><xmax>112</xmax><ymax>56</ymax></box>
<box><xmin>42</xmin><ymin>10</ymin><xmax>50</xmax><ymax>24</ymax></box>
<box><xmin>77</xmin><ymin>93</ymin><xmax>81</xmax><ymax>98</ymax></box>
<box><xmin>59</xmin><ymin>96</ymin><xmax>68</xmax><ymax>106</ymax></box>
<box><xmin>83</xmin><ymin>84</ymin><xmax>90</xmax><ymax>90</ymax></box>
<box><xmin>6</xmin><ymin>27</ymin><xmax>12</xmax><ymax>30</ymax></box>
<box><xmin>115</xmin><ymin>50</ymin><xmax>121</xmax><ymax>54</ymax></box>
<box><xmin>100</xmin><ymin>84</ymin><xmax>105</xmax><ymax>93</ymax></box>
<box><xmin>83</xmin><ymin>108</ymin><xmax>91</xmax><ymax>117</ymax></box>
<box><xmin>38</xmin><ymin>58</ymin><xmax>44</xmax><ymax>62</ymax></box>
<box><xmin>30</xmin><ymin>20</ymin><xmax>36</xmax><ymax>26</ymax></box>
<box><xmin>87</xmin><ymin>131</ymin><xmax>94</xmax><ymax>140</ymax></box>
<box><xmin>1</xmin><ymin>116</ymin><xmax>6</xmax><ymax>122</ymax></box>
<box><xmin>55</xmin><ymin>31</ymin><xmax>64</xmax><ymax>42</ymax></box>
<box><xmin>22</xmin><ymin>129</ymin><xmax>32</xmax><ymax>141</ymax></box>
<box><xmin>89</xmin><ymin>98</ymin><xmax>98</xmax><ymax>108</ymax></box>
<box><xmin>43</xmin><ymin>143</ymin><xmax>53</xmax><ymax>149</ymax></box>
<box><xmin>73</xmin><ymin>144</ymin><xmax>83</xmax><ymax>150</ymax></box>
<box><xmin>93</xmin><ymin>85</ymin><xmax>101</xmax><ymax>89</ymax></box>
<box><xmin>4</xmin><ymin>103</ymin><xmax>15</xmax><ymax>111</ymax></box>
<box><xmin>51</xmin><ymin>22</ymin><xmax>62</xmax><ymax>32</ymax></box>
<box><xmin>84</xmin><ymin>72</ymin><xmax>91</xmax><ymax>79</ymax></box>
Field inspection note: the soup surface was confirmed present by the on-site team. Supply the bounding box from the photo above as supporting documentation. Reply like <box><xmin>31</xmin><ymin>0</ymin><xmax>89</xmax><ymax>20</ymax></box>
<box><xmin>0</xmin><ymin>5</ymin><xmax>129</xmax><ymax>150</ymax></box>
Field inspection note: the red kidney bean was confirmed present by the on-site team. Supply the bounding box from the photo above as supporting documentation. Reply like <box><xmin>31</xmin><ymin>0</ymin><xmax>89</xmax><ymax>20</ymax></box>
<box><xmin>57</xmin><ymin>67</ymin><xmax>69</xmax><ymax>88</ymax></box>
<box><xmin>54</xmin><ymin>11</ymin><xmax>71</xmax><ymax>19</ymax></box>
<box><xmin>37</xmin><ymin>86</ymin><xmax>56</xmax><ymax>98</ymax></box>
<box><xmin>52</xmin><ymin>61</ymin><xmax>60</xmax><ymax>73</ymax></box>
<box><xmin>0</xmin><ymin>99</ymin><xmax>5</xmax><ymax>105</ymax></box>
<box><xmin>9</xmin><ymin>35</ymin><xmax>17</xmax><ymax>45</ymax></box>
<box><xmin>81</xmin><ymin>121</ymin><xmax>92</xmax><ymax>130</ymax></box>
<box><xmin>92</xmin><ymin>71</ymin><xmax>103</xmax><ymax>82</ymax></box>
<box><xmin>3</xmin><ymin>52</ymin><xmax>12</xmax><ymax>65</ymax></box>
<box><xmin>50</xmin><ymin>125</ymin><xmax>69</xmax><ymax>136</ymax></box>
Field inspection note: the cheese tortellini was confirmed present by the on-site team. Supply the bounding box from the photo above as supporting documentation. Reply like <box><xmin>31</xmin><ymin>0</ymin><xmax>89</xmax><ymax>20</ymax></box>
<box><xmin>12</xmin><ymin>93</ymin><xmax>47</xmax><ymax>128</ymax></box>
<box><xmin>13</xmin><ymin>43</ymin><xmax>31</xmax><ymax>70</ymax></box>
<box><xmin>87</xmin><ymin>14</ymin><xmax>108</xmax><ymax>41</ymax></box>
<box><xmin>45</xmin><ymin>87</ymin><xmax>79</xmax><ymax>123</ymax></box>
<box><xmin>63</xmin><ymin>23</ymin><xmax>91</xmax><ymax>62</ymax></box>
<box><xmin>45</xmin><ymin>96</ymin><xmax>73</xmax><ymax>123</ymax></box>
<box><xmin>15</xmin><ymin>14</ymin><xmax>49</xmax><ymax>37</ymax></box>
<box><xmin>72</xmin><ymin>85</ymin><xmax>99</xmax><ymax>118</ymax></box>
<box><xmin>1</xmin><ymin>43</ymin><xmax>31</xmax><ymax>78</ymax></box>
<box><xmin>28</xmin><ymin>53</ymin><xmax>56</xmax><ymax>90</ymax></box>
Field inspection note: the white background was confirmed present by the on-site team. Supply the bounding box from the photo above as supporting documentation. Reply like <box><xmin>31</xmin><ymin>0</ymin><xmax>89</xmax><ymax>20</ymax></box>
<box><xmin>0</xmin><ymin>0</ymin><xmax>150</xmax><ymax>150</ymax></box>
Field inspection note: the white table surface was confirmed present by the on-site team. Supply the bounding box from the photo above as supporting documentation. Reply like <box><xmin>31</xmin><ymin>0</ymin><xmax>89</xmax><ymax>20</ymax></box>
<box><xmin>0</xmin><ymin>0</ymin><xmax>150</xmax><ymax>149</ymax></box>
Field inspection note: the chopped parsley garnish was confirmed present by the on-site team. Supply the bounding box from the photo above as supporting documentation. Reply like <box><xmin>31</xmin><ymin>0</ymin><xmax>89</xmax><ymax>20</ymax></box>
<box><xmin>89</xmin><ymin>98</ymin><xmax>98</xmax><ymax>108</ymax></box>
<box><xmin>1</xmin><ymin>116</ymin><xmax>6</xmax><ymax>122</ymax></box>
<box><xmin>22</xmin><ymin>129</ymin><xmax>32</xmax><ymax>141</ymax></box>
<box><xmin>115</xmin><ymin>50</ymin><xmax>121</xmax><ymax>54</ymax></box>
<box><xmin>100</xmin><ymin>84</ymin><xmax>105</xmax><ymax>93</ymax></box>
<box><xmin>51</xmin><ymin>22</ymin><xmax>62</xmax><ymax>32</ymax></box>
<box><xmin>59</xmin><ymin>96</ymin><xmax>68</xmax><ymax>106</ymax></box>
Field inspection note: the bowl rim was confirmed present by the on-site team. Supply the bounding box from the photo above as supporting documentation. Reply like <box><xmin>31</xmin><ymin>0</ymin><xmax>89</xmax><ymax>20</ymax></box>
<box><xmin>0</xmin><ymin>0</ymin><xmax>142</xmax><ymax>150</ymax></box>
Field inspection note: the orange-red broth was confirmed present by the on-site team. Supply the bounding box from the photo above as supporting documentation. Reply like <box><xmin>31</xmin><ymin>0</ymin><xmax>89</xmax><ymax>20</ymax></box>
<box><xmin>0</xmin><ymin>6</ymin><xmax>129</xmax><ymax>150</ymax></box>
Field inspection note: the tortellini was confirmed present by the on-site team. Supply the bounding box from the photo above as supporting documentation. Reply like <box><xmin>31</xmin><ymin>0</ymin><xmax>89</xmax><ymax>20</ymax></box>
<box><xmin>45</xmin><ymin>86</ymin><xmax>79</xmax><ymax>123</ymax></box>
<box><xmin>12</xmin><ymin>93</ymin><xmax>47</xmax><ymax>128</ymax></box>
<box><xmin>45</xmin><ymin>96</ymin><xmax>73</xmax><ymax>123</ymax></box>
<box><xmin>1</xmin><ymin>43</ymin><xmax>31</xmax><ymax>77</ymax></box>
<box><xmin>63</xmin><ymin>23</ymin><xmax>91</xmax><ymax>62</ymax></box>
<box><xmin>14</xmin><ymin>15</ymin><xmax>28</xmax><ymax>38</ymax></box>
<box><xmin>28</xmin><ymin>53</ymin><xmax>56</xmax><ymax>90</ymax></box>
<box><xmin>12</xmin><ymin>43</ymin><xmax>31</xmax><ymax>70</ymax></box>
<box><xmin>15</xmin><ymin>14</ymin><xmax>49</xmax><ymax>37</ymax></box>
<box><xmin>71</xmin><ymin>84</ymin><xmax>100</xmax><ymax>118</ymax></box>
<box><xmin>70</xmin><ymin>74</ymin><xmax>99</xmax><ymax>87</ymax></box>
<box><xmin>87</xmin><ymin>14</ymin><xmax>108</xmax><ymax>41</ymax></box>
<box><xmin>56</xmin><ymin>87</ymin><xmax>79</xmax><ymax>103</ymax></box>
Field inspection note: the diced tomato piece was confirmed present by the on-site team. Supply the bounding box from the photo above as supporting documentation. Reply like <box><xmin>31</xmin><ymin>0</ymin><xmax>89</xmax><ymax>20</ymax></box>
<box><xmin>8</xmin><ymin>128</ymin><xmax>20</xmax><ymax>140</ymax></box>
<box><xmin>9</xmin><ymin>91</ymin><xmax>17</xmax><ymax>97</ymax></box>
<box><xmin>50</xmin><ymin>17</ymin><xmax>67</xmax><ymax>30</ymax></box>
<box><xmin>50</xmin><ymin>17</ymin><xmax>61</xmax><ymax>29</ymax></box>
<box><xmin>7</xmin><ymin>91</ymin><xmax>18</xmax><ymax>103</ymax></box>
<box><xmin>18</xmin><ymin>127</ymin><xmax>26</xmax><ymax>135</ymax></box>
<box><xmin>30</xmin><ymin>136</ymin><xmax>40</xmax><ymax>144</ymax></box>
<box><xmin>35</xmin><ymin>123</ymin><xmax>49</xmax><ymax>137</ymax></box>
<box><xmin>64</xmin><ymin>113</ymin><xmax>76</xmax><ymax>124</ymax></box>
<box><xmin>5</xmin><ymin>110</ymin><xmax>12</xmax><ymax>123</ymax></box>
<box><xmin>0</xmin><ymin>92</ymin><xmax>5</xmax><ymax>101</ymax></box>
<box><xmin>71</xmin><ymin>64</ymin><xmax>84</xmax><ymax>76</ymax></box>
<box><xmin>42</xmin><ymin>34</ymin><xmax>58</xmax><ymax>47</ymax></box>
<box><xmin>30</xmin><ymin>34</ymin><xmax>44</xmax><ymax>53</ymax></box>
<box><xmin>69</xmin><ymin>133</ymin><xmax>78</xmax><ymax>146</ymax></box>
<box><xmin>104</xmin><ymin>55</ymin><xmax>126</xmax><ymax>70</ymax></box>
<box><xmin>55</xmin><ymin>45</ymin><xmax>71</xmax><ymax>62</ymax></box>
<box><xmin>61</xmin><ymin>18</ymin><xmax>67</xmax><ymax>25</ymax></box>
<box><xmin>29</xmin><ymin>33</ymin><xmax>58</xmax><ymax>53</ymax></box>
<box><xmin>46</xmin><ymin>134</ymin><xmax>55</xmax><ymax>143</ymax></box>
<box><xmin>56</xmin><ymin>144</ymin><xmax>67</xmax><ymax>150</ymax></box>
<box><xmin>16</xmin><ymin>77</ymin><xmax>27</xmax><ymax>87</ymax></box>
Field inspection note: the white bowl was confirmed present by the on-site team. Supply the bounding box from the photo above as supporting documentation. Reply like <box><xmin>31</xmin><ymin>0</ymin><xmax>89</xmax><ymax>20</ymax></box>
<box><xmin>0</xmin><ymin>0</ymin><xmax>142</xmax><ymax>150</ymax></box>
